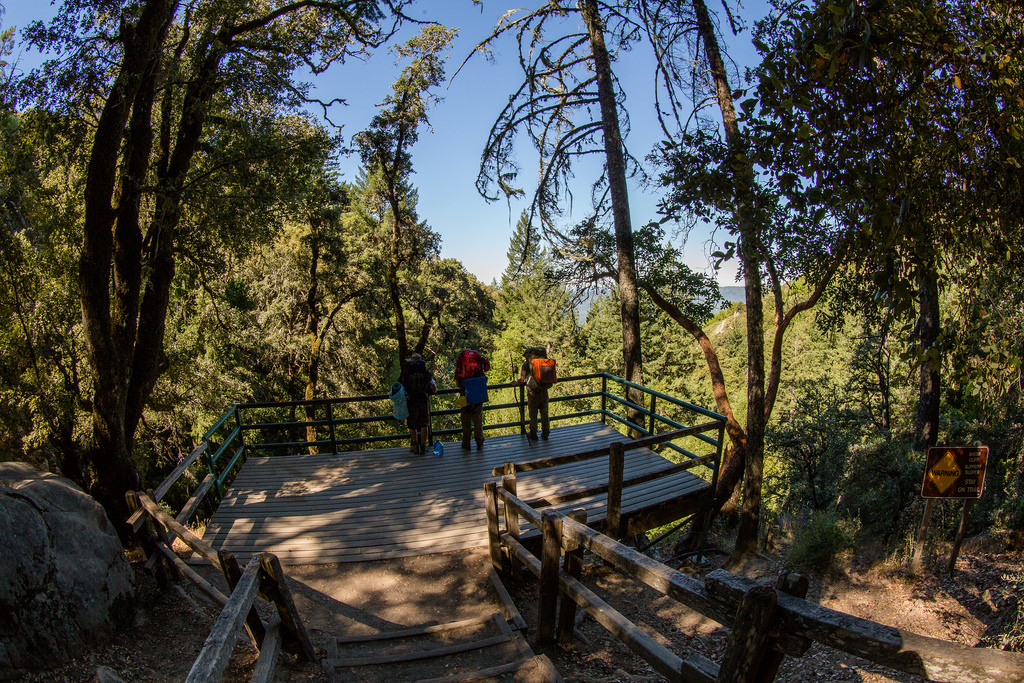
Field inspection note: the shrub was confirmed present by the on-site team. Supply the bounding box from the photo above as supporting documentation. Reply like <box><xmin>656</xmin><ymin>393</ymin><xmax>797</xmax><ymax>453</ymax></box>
<box><xmin>786</xmin><ymin>510</ymin><xmax>861</xmax><ymax>574</ymax></box>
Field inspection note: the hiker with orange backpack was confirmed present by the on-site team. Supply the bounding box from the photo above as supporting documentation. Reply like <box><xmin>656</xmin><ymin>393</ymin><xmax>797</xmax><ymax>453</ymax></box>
<box><xmin>455</xmin><ymin>349</ymin><xmax>490</xmax><ymax>451</ymax></box>
<box><xmin>519</xmin><ymin>347</ymin><xmax>557</xmax><ymax>441</ymax></box>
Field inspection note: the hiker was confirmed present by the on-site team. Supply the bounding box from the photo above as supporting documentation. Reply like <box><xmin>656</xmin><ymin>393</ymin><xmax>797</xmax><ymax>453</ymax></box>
<box><xmin>454</xmin><ymin>348</ymin><xmax>490</xmax><ymax>451</ymax></box>
<box><xmin>519</xmin><ymin>347</ymin><xmax>556</xmax><ymax>441</ymax></box>
<box><xmin>399</xmin><ymin>352</ymin><xmax>436</xmax><ymax>454</ymax></box>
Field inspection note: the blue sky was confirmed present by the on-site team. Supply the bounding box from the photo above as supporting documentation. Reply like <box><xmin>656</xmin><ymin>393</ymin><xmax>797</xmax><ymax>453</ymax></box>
<box><xmin>2</xmin><ymin>0</ymin><xmax>769</xmax><ymax>285</ymax></box>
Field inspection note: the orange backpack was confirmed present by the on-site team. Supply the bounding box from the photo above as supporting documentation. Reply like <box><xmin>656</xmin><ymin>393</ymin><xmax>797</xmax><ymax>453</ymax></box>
<box><xmin>530</xmin><ymin>357</ymin><xmax>557</xmax><ymax>387</ymax></box>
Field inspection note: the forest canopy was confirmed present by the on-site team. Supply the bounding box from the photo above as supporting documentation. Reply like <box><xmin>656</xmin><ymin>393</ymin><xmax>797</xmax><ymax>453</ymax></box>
<box><xmin>0</xmin><ymin>0</ymin><xmax>1021</xmax><ymax>568</ymax></box>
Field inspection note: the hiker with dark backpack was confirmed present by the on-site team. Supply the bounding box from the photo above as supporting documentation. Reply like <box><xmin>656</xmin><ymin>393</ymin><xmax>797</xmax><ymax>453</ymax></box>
<box><xmin>454</xmin><ymin>349</ymin><xmax>490</xmax><ymax>451</ymax></box>
<box><xmin>399</xmin><ymin>352</ymin><xmax>436</xmax><ymax>454</ymax></box>
<box><xmin>519</xmin><ymin>347</ymin><xmax>556</xmax><ymax>441</ymax></box>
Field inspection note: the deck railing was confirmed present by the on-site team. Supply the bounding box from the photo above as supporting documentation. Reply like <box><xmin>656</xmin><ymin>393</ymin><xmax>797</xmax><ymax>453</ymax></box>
<box><xmin>198</xmin><ymin>373</ymin><xmax>726</xmax><ymax>502</ymax></box>
<box><xmin>484</xmin><ymin>480</ymin><xmax>1024</xmax><ymax>682</ymax></box>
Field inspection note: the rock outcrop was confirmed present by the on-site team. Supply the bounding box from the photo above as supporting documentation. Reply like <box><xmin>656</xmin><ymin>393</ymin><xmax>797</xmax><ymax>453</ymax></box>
<box><xmin>0</xmin><ymin>462</ymin><xmax>135</xmax><ymax>679</ymax></box>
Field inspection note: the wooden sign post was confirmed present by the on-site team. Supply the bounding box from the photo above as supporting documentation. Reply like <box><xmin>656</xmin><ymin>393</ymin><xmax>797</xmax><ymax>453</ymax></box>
<box><xmin>911</xmin><ymin>444</ymin><xmax>989</xmax><ymax>576</ymax></box>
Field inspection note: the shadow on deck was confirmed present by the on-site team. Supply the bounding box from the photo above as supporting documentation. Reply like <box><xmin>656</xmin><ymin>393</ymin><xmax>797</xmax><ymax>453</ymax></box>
<box><xmin>201</xmin><ymin>422</ymin><xmax>712</xmax><ymax>565</ymax></box>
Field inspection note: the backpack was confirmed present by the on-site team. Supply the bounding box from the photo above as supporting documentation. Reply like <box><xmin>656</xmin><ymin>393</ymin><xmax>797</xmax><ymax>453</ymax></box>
<box><xmin>531</xmin><ymin>357</ymin><xmax>557</xmax><ymax>387</ymax></box>
<box><xmin>403</xmin><ymin>359</ymin><xmax>430</xmax><ymax>394</ymax></box>
<box><xmin>389</xmin><ymin>382</ymin><xmax>408</xmax><ymax>420</ymax></box>
<box><xmin>455</xmin><ymin>349</ymin><xmax>490</xmax><ymax>380</ymax></box>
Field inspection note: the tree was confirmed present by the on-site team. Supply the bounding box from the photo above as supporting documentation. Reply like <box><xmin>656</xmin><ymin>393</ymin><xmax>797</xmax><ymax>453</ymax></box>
<box><xmin>22</xmin><ymin>0</ymin><xmax>413</xmax><ymax>527</ymax></box>
<box><xmin>492</xmin><ymin>211</ymin><xmax>580</xmax><ymax>381</ymax></box>
<box><xmin>470</xmin><ymin>2</ymin><xmax>645</xmax><ymax>425</ymax></box>
<box><xmin>354</xmin><ymin>24</ymin><xmax>458</xmax><ymax>366</ymax></box>
<box><xmin>752</xmin><ymin>0</ymin><xmax>1024</xmax><ymax>453</ymax></box>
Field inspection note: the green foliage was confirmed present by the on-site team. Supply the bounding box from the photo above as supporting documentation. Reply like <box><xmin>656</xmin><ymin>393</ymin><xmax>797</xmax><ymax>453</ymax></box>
<box><xmin>786</xmin><ymin>510</ymin><xmax>860</xmax><ymax>574</ymax></box>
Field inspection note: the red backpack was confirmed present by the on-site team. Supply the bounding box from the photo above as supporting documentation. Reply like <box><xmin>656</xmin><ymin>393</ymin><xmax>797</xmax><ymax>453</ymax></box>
<box><xmin>455</xmin><ymin>349</ymin><xmax>489</xmax><ymax>380</ymax></box>
<box><xmin>530</xmin><ymin>357</ymin><xmax>557</xmax><ymax>387</ymax></box>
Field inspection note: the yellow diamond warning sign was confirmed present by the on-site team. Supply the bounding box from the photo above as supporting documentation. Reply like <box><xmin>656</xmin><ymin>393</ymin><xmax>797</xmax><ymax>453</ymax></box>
<box><xmin>926</xmin><ymin>451</ymin><xmax>961</xmax><ymax>494</ymax></box>
<box><xmin>921</xmin><ymin>446</ymin><xmax>988</xmax><ymax>499</ymax></box>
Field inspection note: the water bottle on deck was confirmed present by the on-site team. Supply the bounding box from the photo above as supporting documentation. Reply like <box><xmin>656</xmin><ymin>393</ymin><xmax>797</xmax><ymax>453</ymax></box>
<box><xmin>433</xmin><ymin>439</ymin><xmax>444</xmax><ymax>457</ymax></box>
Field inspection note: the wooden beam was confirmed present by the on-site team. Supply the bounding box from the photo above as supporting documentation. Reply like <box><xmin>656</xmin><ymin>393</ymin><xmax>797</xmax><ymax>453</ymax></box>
<box><xmin>176</xmin><ymin>473</ymin><xmax>216</xmax><ymax>526</ymax></box>
<box><xmin>705</xmin><ymin>570</ymin><xmax>1024</xmax><ymax>682</ymax></box>
<box><xmin>152</xmin><ymin>541</ymin><xmax>228</xmax><ymax>607</ymax></box>
<box><xmin>250</xmin><ymin>618</ymin><xmax>281</xmax><ymax>683</ymax></box>
<box><xmin>558</xmin><ymin>508</ymin><xmax>587</xmax><ymax>648</ymax></box>
<box><xmin>718</xmin><ymin>585</ymin><xmax>778</xmax><ymax>682</ymax></box>
<box><xmin>484</xmin><ymin>481</ymin><xmax>504</xmax><ymax>572</ymax></box>
<box><xmin>607</xmin><ymin>442</ymin><xmax>625</xmax><ymax>539</ymax></box>
<box><xmin>154</xmin><ymin>442</ymin><xmax>209</xmax><ymax>502</ymax></box>
<box><xmin>538</xmin><ymin>510</ymin><xmax>562</xmax><ymax>647</ymax></box>
<box><xmin>217</xmin><ymin>550</ymin><xmax>266</xmax><ymax>650</ymax></box>
<box><xmin>257</xmin><ymin>553</ymin><xmax>316</xmax><ymax>662</ymax></box>
<box><xmin>137</xmin><ymin>492</ymin><xmax>221</xmax><ymax>567</ymax></box>
<box><xmin>560</xmin><ymin>516</ymin><xmax>735</xmax><ymax>626</ymax></box>
<box><xmin>185</xmin><ymin>555</ymin><xmax>261</xmax><ymax>683</ymax></box>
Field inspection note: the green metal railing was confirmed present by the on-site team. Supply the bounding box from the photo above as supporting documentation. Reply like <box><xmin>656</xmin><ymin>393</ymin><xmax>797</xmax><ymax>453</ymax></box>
<box><xmin>200</xmin><ymin>373</ymin><xmax>726</xmax><ymax>502</ymax></box>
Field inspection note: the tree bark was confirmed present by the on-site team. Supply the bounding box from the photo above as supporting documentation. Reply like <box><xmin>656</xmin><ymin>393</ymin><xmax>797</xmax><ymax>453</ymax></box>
<box><xmin>581</xmin><ymin>0</ymin><xmax>645</xmax><ymax>429</ymax></box>
<box><xmin>691</xmin><ymin>0</ymin><xmax>766</xmax><ymax>556</ymax></box>
<box><xmin>80</xmin><ymin>0</ymin><xmax>175</xmax><ymax>526</ymax></box>
<box><xmin>913</xmin><ymin>238</ymin><xmax>941</xmax><ymax>451</ymax></box>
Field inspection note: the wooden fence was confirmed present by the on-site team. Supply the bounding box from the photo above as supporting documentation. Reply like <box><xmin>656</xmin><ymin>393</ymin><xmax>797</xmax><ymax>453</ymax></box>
<box><xmin>126</xmin><ymin>449</ymin><xmax>315</xmax><ymax>682</ymax></box>
<box><xmin>484</xmin><ymin>478</ymin><xmax>1024</xmax><ymax>682</ymax></box>
<box><xmin>200</xmin><ymin>373</ymin><xmax>727</xmax><ymax>501</ymax></box>
<box><xmin>493</xmin><ymin>425</ymin><xmax>724</xmax><ymax>558</ymax></box>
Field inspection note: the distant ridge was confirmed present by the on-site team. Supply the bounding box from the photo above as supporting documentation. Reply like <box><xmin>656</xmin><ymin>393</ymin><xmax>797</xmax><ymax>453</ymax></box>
<box><xmin>719</xmin><ymin>286</ymin><xmax>746</xmax><ymax>304</ymax></box>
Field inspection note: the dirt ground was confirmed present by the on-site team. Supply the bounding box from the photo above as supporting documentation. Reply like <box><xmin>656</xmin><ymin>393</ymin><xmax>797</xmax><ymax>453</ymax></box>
<box><xmin>16</xmin><ymin>533</ymin><xmax>1023</xmax><ymax>682</ymax></box>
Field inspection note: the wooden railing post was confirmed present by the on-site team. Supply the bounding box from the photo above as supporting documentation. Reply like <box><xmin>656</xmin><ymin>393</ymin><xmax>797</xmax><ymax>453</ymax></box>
<box><xmin>601</xmin><ymin>375</ymin><xmax>608</xmax><ymax>424</ymax></box>
<box><xmin>257</xmin><ymin>553</ymin><xmax>316</xmax><ymax>662</ymax></box>
<box><xmin>483</xmin><ymin>481</ymin><xmax>504</xmax><ymax>572</ymax></box>
<box><xmin>502</xmin><ymin>463</ymin><xmax>520</xmax><ymax>576</ymax></box>
<box><xmin>518</xmin><ymin>384</ymin><xmax>526</xmax><ymax>434</ymax></box>
<box><xmin>649</xmin><ymin>394</ymin><xmax>657</xmax><ymax>436</ymax></box>
<box><xmin>327</xmin><ymin>402</ymin><xmax>338</xmax><ymax>454</ymax></box>
<box><xmin>234</xmin><ymin>407</ymin><xmax>246</xmax><ymax>461</ymax></box>
<box><xmin>718</xmin><ymin>584</ymin><xmax>779</xmax><ymax>682</ymax></box>
<box><xmin>607</xmin><ymin>442</ymin><xmax>625</xmax><ymax>539</ymax></box>
<box><xmin>537</xmin><ymin>509</ymin><xmax>562</xmax><ymax>648</ymax></box>
<box><xmin>186</xmin><ymin>555</ymin><xmax>263</xmax><ymax>683</ymax></box>
<box><xmin>218</xmin><ymin>550</ymin><xmax>266</xmax><ymax>650</ymax></box>
<box><xmin>558</xmin><ymin>508</ymin><xmax>587</xmax><ymax>647</ymax></box>
<box><xmin>754</xmin><ymin>573</ymin><xmax>810</xmax><ymax>680</ymax></box>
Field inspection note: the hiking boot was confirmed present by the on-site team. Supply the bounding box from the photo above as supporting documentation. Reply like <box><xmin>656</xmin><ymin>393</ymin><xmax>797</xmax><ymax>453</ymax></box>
<box><xmin>527</xmin><ymin>432</ymin><xmax>538</xmax><ymax>441</ymax></box>
<box><xmin>541</xmin><ymin>432</ymin><xmax>549</xmax><ymax>441</ymax></box>
<box><xmin>461</xmin><ymin>441</ymin><xmax>471</xmax><ymax>451</ymax></box>
<box><xmin>410</xmin><ymin>444</ymin><xmax>418</xmax><ymax>454</ymax></box>
<box><xmin>476</xmin><ymin>440</ymin><xmax>484</xmax><ymax>451</ymax></box>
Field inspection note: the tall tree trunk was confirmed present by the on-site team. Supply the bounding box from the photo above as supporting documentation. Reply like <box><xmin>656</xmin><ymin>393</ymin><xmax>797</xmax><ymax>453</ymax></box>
<box><xmin>305</xmin><ymin>228</ymin><xmax>322</xmax><ymax>450</ymax></box>
<box><xmin>581</xmin><ymin>0</ymin><xmax>645</xmax><ymax>429</ymax></box>
<box><xmin>914</xmin><ymin>239</ymin><xmax>941</xmax><ymax>451</ymax></box>
<box><xmin>80</xmin><ymin>0</ymin><xmax>175</xmax><ymax>528</ymax></box>
<box><xmin>691</xmin><ymin>0</ymin><xmax>766</xmax><ymax>556</ymax></box>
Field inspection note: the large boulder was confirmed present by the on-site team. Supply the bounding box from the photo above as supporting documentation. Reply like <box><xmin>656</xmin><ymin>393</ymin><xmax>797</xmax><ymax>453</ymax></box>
<box><xmin>0</xmin><ymin>462</ymin><xmax>135</xmax><ymax>678</ymax></box>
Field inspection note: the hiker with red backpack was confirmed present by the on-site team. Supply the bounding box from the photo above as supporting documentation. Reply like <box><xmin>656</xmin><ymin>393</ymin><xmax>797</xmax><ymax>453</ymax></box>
<box><xmin>399</xmin><ymin>352</ymin><xmax>436</xmax><ymax>454</ymax></box>
<box><xmin>519</xmin><ymin>347</ymin><xmax>557</xmax><ymax>441</ymax></box>
<box><xmin>454</xmin><ymin>349</ymin><xmax>490</xmax><ymax>451</ymax></box>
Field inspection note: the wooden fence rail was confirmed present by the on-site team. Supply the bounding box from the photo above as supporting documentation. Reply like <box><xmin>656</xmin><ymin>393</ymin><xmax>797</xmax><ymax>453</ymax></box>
<box><xmin>484</xmin><ymin>479</ymin><xmax>1024</xmax><ymax>683</ymax></box>
<box><xmin>128</xmin><ymin>491</ymin><xmax>315</xmax><ymax>683</ymax></box>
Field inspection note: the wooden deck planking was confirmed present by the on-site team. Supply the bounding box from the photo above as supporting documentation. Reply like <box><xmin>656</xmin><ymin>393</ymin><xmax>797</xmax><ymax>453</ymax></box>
<box><xmin>201</xmin><ymin>422</ymin><xmax>712</xmax><ymax>564</ymax></box>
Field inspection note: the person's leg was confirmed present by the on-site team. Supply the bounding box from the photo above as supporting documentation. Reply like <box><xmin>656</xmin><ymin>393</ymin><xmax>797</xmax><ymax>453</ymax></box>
<box><xmin>527</xmin><ymin>391</ymin><xmax>540</xmax><ymax>439</ymax></box>
<box><xmin>408</xmin><ymin>428</ymin><xmax>418</xmax><ymax>453</ymax></box>
<box><xmin>540</xmin><ymin>390</ymin><xmax>550</xmax><ymax>439</ymax></box>
<box><xmin>419</xmin><ymin>426</ymin><xmax>429</xmax><ymax>453</ymax></box>
<box><xmin>460</xmin><ymin>406</ymin><xmax>472</xmax><ymax>449</ymax></box>
<box><xmin>473</xmin><ymin>403</ymin><xmax>484</xmax><ymax>448</ymax></box>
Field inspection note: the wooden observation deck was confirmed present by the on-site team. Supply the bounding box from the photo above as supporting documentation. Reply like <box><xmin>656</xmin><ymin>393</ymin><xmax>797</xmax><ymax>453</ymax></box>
<box><xmin>195</xmin><ymin>375</ymin><xmax>725</xmax><ymax>565</ymax></box>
